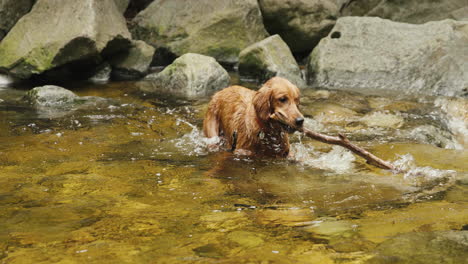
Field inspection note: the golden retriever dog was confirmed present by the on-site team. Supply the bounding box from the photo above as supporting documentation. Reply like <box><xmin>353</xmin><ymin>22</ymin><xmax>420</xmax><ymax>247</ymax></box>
<box><xmin>203</xmin><ymin>77</ymin><xmax>304</xmax><ymax>157</ymax></box>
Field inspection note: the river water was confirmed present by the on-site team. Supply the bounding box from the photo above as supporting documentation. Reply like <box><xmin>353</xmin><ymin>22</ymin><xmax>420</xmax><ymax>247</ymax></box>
<box><xmin>0</xmin><ymin>76</ymin><xmax>467</xmax><ymax>263</ymax></box>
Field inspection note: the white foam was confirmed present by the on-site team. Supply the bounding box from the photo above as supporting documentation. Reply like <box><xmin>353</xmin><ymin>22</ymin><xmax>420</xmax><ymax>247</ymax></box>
<box><xmin>292</xmin><ymin>143</ymin><xmax>356</xmax><ymax>173</ymax></box>
<box><xmin>393</xmin><ymin>154</ymin><xmax>456</xmax><ymax>186</ymax></box>
<box><xmin>0</xmin><ymin>74</ymin><xmax>14</xmax><ymax>86</ymax></box>
<box><xmin>172</xmin><ymin>119</ymin><xmax>220</xmax><ymax>156</ymax></box>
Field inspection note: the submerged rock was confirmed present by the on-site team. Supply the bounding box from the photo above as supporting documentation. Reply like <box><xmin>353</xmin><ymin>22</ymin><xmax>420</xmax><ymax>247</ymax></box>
<box><xmin>0</xmin><ymin>0</ymin><xmax>132</xmax><ymax>79</ymax></box>
<box><xmin>110</xmin><ymin>40</ymin><xmax>155</xmax><ymax>80</ymax></box>
<box><xmin>131</xmin><ymin>0</ymin><xmax>269</xmax><ymax>65</ymax></box>
<box><xmin>341</xmin><ymin>0</ymin><xmax>468</xmax><ymax>24</ymax></box>
<box><xmin>0</xmin><ymin>0</ymin><xmax>34</xmax><ymax>41</ymax></box>
<box><xmin>360</xmin><ymin>112</ymin><xmax>404</xmax><ymax>129</ymax></box>
<box><xmin>24</xmin><ymin>85</ymin><xmax>110</xmax><ymax>118</ymax></box>
<box><xmin>143</xmin><ymin>53</ymin><xmax>230</xmax><ymax>97</ymax></box>
<box><xmin>368</xmin><ymin>231</ymin><xmax>468</xmax><ymax>264</ymax></box>
<box><xmin>238</xmin><ymin>35</ymin><xmax>305</xmax><ymax>87</ymax></box>
<box><xmin>307</xmin><ymin>17</ymin><xmax>468</xmax><ymax>96</ymax></box>
<box><xmin>25</xmin><ymin>86</ymin><xmax>80</xmax><ymax>108</ymax></box>
<box><xmin>227</xmin><ymin>231</ymin><xmax>265</xmax><ymax>248</ymax></box>
<box><xmin>259</xmin><ymin>0</ymin><xmax>338</xmax><ymax>53</ymax></box>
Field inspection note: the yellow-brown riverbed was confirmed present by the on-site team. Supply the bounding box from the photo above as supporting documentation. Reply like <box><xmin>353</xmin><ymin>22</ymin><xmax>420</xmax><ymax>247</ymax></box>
<box><xmin>0</xmin><ymin>79</ymin><xmax>467</xmax><ymax>263</ymax></box>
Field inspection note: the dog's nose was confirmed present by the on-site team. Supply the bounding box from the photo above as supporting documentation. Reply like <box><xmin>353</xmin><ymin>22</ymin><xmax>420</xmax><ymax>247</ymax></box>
<box><xmin>295</xmin><ymin>117</ymin><xmax>304</xmax><ymax>127</ymax></box>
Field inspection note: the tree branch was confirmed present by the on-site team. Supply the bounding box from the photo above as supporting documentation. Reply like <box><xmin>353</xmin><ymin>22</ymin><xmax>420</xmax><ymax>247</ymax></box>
<box><xmin>299</xmin><ymin>128</ymin><xmax>397</xmax><ymax>171</ymax></box>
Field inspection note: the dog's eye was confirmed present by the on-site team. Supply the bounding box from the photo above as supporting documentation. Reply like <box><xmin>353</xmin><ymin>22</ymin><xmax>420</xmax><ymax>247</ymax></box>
<box><xmin>279</xmin><ymin>97</ymin><xmax>288</xmax><ymax>103</ymax></box>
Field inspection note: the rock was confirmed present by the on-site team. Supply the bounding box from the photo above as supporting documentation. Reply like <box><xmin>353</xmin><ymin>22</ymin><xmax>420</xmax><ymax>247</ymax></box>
<box><xmin>255</xmin><ymin>207</ymin><xmax>315</xmax><ymax>227</ymax></box>
<box><xmin>0</xmin><ymin>0</ymin><xmax>132</xmax><ymax>79</ymax></box>
<box><xmin>406</xmin><ymin>125</ymin><xmax>461</xmax><ymax>149</ymax></box>
<box><xmin>110</xmin><ymin>40</ymin><xmax>155</xmax><ymax>80</ymax></box>
<box><xmin>131</xmin><ymin>0</ymin><xmax>269</xmax><ymax>65</ymax></box>
<box><xmin>368</xmin><ymin>231</ymin><xmax>468</xmax><ymax>264</ymax></box>
<box><xmin>435</xmin><ymin>97</ymin><xmax>468</xmax><ymax>148</ymax></box>
<box><xmin>143</xmin><ymin>53</ymin><xmax>230</xmax><ymax>97</ymax></box>
<box><xmin>451</xmin><ymin>6</ymin><xmax>468</xmax><ymax>21</ymax></box>
<box><xmin>353</xmin><ymin>202</ymin><xmax>468</xmax><ymax>245</ymax></box>
<box><xmin>200</xmin><ymin>211</ymin><xmax>248</xmax><ymax>232</ymax></box>
<box><xmin>0</xmin><ymin>0</ymin><xmax>34</xmax><ymax>41</ymax></box>
<box><xmin>360</xmin><ymin>111</ymin><xmax>404</xmax><ymax>129</ymax></box>
<box><xmin>227</xmin><ymin>231</ymin><xmax>265</xmax><ymax>248</ymax></box>
<box><xmin>303</xmin><ymin>218</ymin><xmax>356</xmax><ymax>240</ymax></box>
<box><xmin>24</xmin><ymin>85</ymin><xmax>110</xmax><ymax>118</ymax></box>
<box><xmin>113</xmin><ymin>0</ymin><xmax>130</xmax><ymax>14</ymax></box>
<box><xmin>24</xmin><ymin>85</ymin><xmax>79</xmax><ymax>108</ymax></box>
<box><xmin>304</xmin><ymin>102</ymin><xmax>359</xmax><ymax>125</ymax></box>
<box><xmin>238</xmin><ymin>35</ymin><xmax>305</xmax><ymax>87</ymax></box>
<box><xmin>258</xmin><ymin>0</ymin><xmax>338</xmax><ymax>53</ymax></box>
<box><xmin>341</xmin><ymin>0</ymin><xmax>468</xmax><ymax>24</ymax></box>
<box><xmin>307</xmin><ymin>17</ymin><xmax>468</xmax><ymax>96</ymax></box>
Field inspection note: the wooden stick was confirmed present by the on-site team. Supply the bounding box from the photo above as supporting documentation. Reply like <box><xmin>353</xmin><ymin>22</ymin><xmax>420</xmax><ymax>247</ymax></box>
<box><xmin>299</xmin><ymin>127</ymin><xmax>397</xmax><ymax>171</ymax></box>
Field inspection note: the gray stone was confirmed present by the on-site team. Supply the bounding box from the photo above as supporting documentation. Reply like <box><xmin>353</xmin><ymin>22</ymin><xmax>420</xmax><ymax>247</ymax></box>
<box><xmin>25</xmin><ymin>85</ymin><xmax>79</xmax><ymax>108</ymax></box>
<box><xmin>451</xmin><ymin>6</ymin><xmax>468</xmax><ymax>21</ymax></box>
<box><xmin>110</xmin><ymin>40</ymin><xmax>155</xmax><ymax>80</ymax></box>
<box><xmin>258</xmin><ymin>0</ymin><xmax>338</xmax><ymax>53</ymax></box>
<box><xmin>341</xmin><ymin>0</ymin><xmax>468</xmax><ymax>24</ymax></box>
<box><xmin>238</xmin><ymin>35</ymin><xmax>305</xmax><ymax>88</ymax></box>
<box><xmin>0</xmin><ymin>0</ymin><xmax>132</xmax><ymax>79</ymax></box>
<box><xmin>307</xmin><ymin>17</ymin><xmax>468</xmax><ymax>96</ymax></box>
<box><xmin>113</xmin><ymin>0</ymin><xmax>130</xmax><ymax>14</ymax></box>
<box><xmin>143</xmin><ymin>53</ymin><xmax>230</xmax><ymax>97</ymax></box>
<box><xmin>0</xmin><ymin>0</ymin><xmax>34</xmax><ymax>41</ymax></box>
<box><xmin>24</xmin><ymin>85</ymin><xmax>112</xmax><ymax>119</ymax></box>
<box><xmin>368</xmin><ymin>231</ymin><xmax>468</xmax><ymax>264</ymax></box>
<box><xmin>131</xmin><ymin>0</ymin><xmax>269</xmax><ymax>65</ymax></box>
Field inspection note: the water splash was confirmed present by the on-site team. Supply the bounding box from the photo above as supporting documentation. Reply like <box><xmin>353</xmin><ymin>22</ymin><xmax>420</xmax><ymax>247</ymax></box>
<box><xmin>0</xmin><ymin>74</ymin><xmax>14</xmax><ymax>86</ymax></box>
<box><xmin>434</xmin><ymin>97</ymin><xmax>467</xmax><ymax>149</ymax></box>
<box><xmin>292</xmin><ymin>143</ymin><xmax>356</xmax><ymax>173</ymax></box>
<box><xmin>393</xmin><ymin>154</ymin><xmax>456</xmax><ymax>186</ymax></box>
<box><xmin>172</xmin><ymin>119</ymin><xmax>220</xmax><ymax>156</ymax></box>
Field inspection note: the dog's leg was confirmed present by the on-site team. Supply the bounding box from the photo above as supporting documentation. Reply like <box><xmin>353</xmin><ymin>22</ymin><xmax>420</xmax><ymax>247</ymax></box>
<box><xmin>203</xmin><ymin>108</ymin><xmax>220</xmax><ymax>138</ymax></box>
<box><xmin>203</xmin><ymin>107</ymin><xmax>222</xmax><ymax>152</ymax></box>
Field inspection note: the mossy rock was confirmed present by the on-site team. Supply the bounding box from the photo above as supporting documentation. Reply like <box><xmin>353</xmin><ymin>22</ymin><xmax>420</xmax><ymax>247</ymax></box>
<box><xmin>131</xmin><ymin>0</ymin><xmax>268</xmax><ymax>65</ymax></box>
<box><xmin>0</xmin><ymin>0</ymin><xmax>131</xmax><ymax>79</ymax></box>
<box><xmin>143</xmin><ymin>53</ymin><xmax>230</xmax><ymax>97</ymax></box>
<box><xmin>238</xmin><ymin>35</ymin><xmax>306</xmax><ymax>87</ymax></box>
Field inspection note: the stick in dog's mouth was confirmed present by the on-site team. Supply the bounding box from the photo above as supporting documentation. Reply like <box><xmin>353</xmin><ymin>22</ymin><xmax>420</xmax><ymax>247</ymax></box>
<box><xmin>269</xmin><ymin>113</ymin><xmax>299</xmax><ymax>132</ymax></box>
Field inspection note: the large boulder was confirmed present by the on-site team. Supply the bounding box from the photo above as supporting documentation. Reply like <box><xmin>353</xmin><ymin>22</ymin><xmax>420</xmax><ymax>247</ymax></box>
<box><xmin>0</xmin><ymin>0</ymin><xmax>35</xmax><ymax>41</ymax></box>
<box><xmin>341</xmin><ymin>0</ymin><xmax>468</xmax><ymax>24</ymax></box>
<box><xmin>0</xmin><ymin>0</ymin><xmax>132</xmax><ymax>79</ymax></box>
<box><xmin>131</xmin><ymin>0</ymin><xmax>269</xmax><ymax>65</ymax></box>
<box><xmin>143</xmin><ymin>53</ymin><xmax>230</xmax><ymax>97</ymax></box>
<box><xmin>258</xmin><ymin>0</ymin><xmax>339</xmax><ymax>53</ymax></box>
<box><xmin>109</xmin><ymin>40</ymin><xmax>155</xmax><ymax>80</ymax></box>
<box><xmin>238</xmin><ymin>35</ymin><xmax>305</xmax><ymax>88</ymax></box>
<box><xmin>113</xmin><ymin>0</ymin><xmax>130</xmax><ymax>14</ymax></box>
<box><xmin>307</xmin><ymin>17</ymin><xmax>468</xmax><ymax>96</ymax></box>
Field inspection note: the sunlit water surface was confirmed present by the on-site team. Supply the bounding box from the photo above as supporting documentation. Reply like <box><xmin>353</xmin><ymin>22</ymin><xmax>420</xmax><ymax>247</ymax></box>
<box><xmin>0</xmin><ymin>77</ymin><xmax>467</xmax><ymax>263</ymax></box>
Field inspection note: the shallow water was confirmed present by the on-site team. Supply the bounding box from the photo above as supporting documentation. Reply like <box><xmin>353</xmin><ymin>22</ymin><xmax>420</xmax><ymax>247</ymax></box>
<box><xmin>0</xmin><ymin>78</ymin><xmax>467</xmax><ymax>263</ymax></box>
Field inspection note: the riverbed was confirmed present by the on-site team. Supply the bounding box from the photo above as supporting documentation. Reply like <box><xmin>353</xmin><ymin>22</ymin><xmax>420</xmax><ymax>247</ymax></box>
<box><xmin>0</xmin><ymin>77</ymin><xmax>467</xmax><ymax>263</ymax></box>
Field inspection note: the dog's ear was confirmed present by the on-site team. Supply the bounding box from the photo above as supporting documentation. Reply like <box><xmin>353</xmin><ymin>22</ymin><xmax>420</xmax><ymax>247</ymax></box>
<box><xmin>253</xmin><ymin>85</ymin><xmax>273</xmax><ymax>121</ymax></box>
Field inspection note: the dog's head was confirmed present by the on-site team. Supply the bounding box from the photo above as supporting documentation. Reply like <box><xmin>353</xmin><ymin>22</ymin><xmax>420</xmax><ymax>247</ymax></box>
<box><xmin>253</xmin><ymin>77</ymin><xmax>304</xmax><ymax>131</ymax></box>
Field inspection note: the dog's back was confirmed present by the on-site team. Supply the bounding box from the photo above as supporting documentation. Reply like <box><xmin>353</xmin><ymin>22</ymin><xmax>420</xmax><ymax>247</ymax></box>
<box><xmin>203</xmin><ymin>86</ymin><xmax>255</xmax><ymax>147</ymax></box>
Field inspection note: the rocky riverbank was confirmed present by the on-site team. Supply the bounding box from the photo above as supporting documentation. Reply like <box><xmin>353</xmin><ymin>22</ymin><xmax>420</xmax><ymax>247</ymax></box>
<box><xmin>0</xmin><ymin>0</ymin><xmax>466</xmax><ymax>97</ymax></box>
